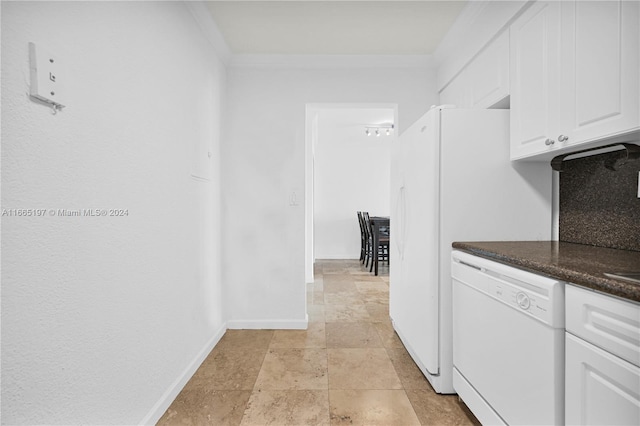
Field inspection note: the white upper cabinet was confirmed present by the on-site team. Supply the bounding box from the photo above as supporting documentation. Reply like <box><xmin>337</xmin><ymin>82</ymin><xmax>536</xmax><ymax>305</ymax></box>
<box><xmin>439</xmin><ymin>69</ymin><xmax>471</xmax><ymax>108</ymax></box>
<box><xmin>510</xmin><ymin>1</ymin><xmax>561</xmax><ymax>160</ymax></box>
<box><xmin>468</xmin><ymin>30</ymin><xmax>510</xmax><ymax>109</ymax></box>
<box><xmin>439</xmin><ymin>30</ymin><xmax>510</xmax><ymax>109</ymax></box>
<box><xmin>510</xmin><ymin>0</ymin><xmax>640</xmax><ymax>161</ymax></box>
<box><xmin>559</xmin><ymin>0</ymin><xmax>640</xmax><ymax>146</ymax></box>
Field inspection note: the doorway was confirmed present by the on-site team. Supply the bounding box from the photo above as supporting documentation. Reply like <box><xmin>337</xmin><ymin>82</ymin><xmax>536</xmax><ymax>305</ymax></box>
<box><xmin>304</xmin><ymin>103</ymin><xmax>398</xmax><ymax>284</ymax></box>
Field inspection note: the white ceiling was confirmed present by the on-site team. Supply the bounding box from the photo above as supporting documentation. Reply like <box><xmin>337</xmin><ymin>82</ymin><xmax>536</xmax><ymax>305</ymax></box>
<box><xmin>204</xmin><ymin>1</ymin><xmax>468</xmax><ymax>55</ymax></box>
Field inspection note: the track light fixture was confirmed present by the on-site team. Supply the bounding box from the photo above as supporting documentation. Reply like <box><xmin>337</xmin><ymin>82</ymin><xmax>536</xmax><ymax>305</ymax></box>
<box><xmin>364</xmin><ymin>123</ymin><xmax>394</xmax><ymax>137</ymax></box>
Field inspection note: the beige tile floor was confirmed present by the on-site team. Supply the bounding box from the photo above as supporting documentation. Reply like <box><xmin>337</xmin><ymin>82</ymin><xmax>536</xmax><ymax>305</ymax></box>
<box><xmin>158</xmin><ymin>259</ymin><xmax>479</xmax><ymax>425</ymax></box>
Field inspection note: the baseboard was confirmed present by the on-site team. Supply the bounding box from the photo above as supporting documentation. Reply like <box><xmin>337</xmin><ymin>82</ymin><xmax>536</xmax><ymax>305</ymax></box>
<box><xmin>227</xmin><ymin>316</ymin><xmax>308</xmax><ymax>330</ymax></box>
<box><xmin>315</xmin><ymin>256</ymin><xmax>360</xmax><ymax>260</ymax></box>
<box><xmin>138</xmin><ymin>322</ymin><xmax>227</xmax><ymax>425</ymax></box>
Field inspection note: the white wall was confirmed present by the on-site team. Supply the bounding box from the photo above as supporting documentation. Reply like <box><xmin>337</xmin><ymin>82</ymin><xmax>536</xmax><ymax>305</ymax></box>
<box><xmin>223</xmin><ymin>63</ymin><xmax>437</xmax><ymax>328</ymax></box>
<box><xmin>1</xmin><ymin>2</ymin><xmax>226</xmax><ymax>424</ymax></box>
<box><xmin>313</xmin><ymin>107</ymin><xmax>394</xmax><ymax>260</ymax></box>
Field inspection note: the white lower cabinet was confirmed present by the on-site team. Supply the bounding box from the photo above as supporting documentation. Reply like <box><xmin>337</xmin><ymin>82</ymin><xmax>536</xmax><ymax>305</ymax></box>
<box><xmin>566</xmin><ymin>334</ymin><xmax>640</xmax><ymax>425</ymax></box>
<box><xmin>565</xmin><ymin>285</ymin><xmax>640</xmax><ymax>425</ymax></box>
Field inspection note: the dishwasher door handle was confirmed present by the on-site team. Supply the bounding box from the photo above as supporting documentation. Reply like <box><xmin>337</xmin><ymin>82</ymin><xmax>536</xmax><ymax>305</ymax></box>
<box><xmin>457</xmin><ymin>260</ymin><xmax>482</xmax><ymax>271</ymax></box>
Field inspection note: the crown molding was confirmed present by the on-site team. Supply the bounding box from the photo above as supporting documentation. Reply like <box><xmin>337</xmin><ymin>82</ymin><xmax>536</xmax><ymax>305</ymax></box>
<box><xmin>434</xmin><ymin>0</ymin><xmax>533</xmax><ymax>91</ymax></box>
<box><xmin>184</xmin><ymin>0</ymin><xmax>232</xmax><ymax>66</ymax></box>
<box><xmin>229</xmin><ymin>54</ymin><xmax>435</xmax><ymax>70</ymax></box>
<box><xmin>433</xmin><ymin>0</ymin><xmax>491</xmax><ymax>65</ymax></box>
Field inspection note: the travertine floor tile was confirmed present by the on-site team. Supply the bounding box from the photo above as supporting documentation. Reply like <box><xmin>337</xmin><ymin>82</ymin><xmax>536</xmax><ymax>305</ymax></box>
<box><xmin>309</xmin><ymin>277</ymin><xmax>324</xmax><ymax>287</ymax></box>
<box><xmin>329</xmin><ymin>389</ymin><xmax>420</xmax><ymax>425</ymax></box>
<box><xmin>270</xmin><ymin>323</ymin><xmax>326</xmax><ymax>349</ymax></box>
<box><xmin>374</xmin><ymin>321</ymin><xmax>406</xmax><ymax>349</ymax></box>
<box><xmin>214</xmin><ymin>329</ymin><xmax>274</xmax><ymax>352</ymax></box>
<box><xmin>328</xmin><ymin>348</ymin><xmax>402</xmax><ymax>390</ymax></box>
<box><xmin>308</xmin><ymin>304</ymin><xmax>325</xmax><ymax>323</ymax></box>
<box><xmin>322</xmin><ymin>267</ymin><xmax>353</xmax><ymax>275</ymax></box>
<box><xmin>322</xmin><ymin>268</ymin><xmax>351</xmax><ymax>276</ymax></box>
<box><xmin>355</xmin><ymin>281</ymin><xmax>389</xmax><ymax>293</ymax></box>
<box><xmin>324</xmin><ymin>304</ymin><xmax>371</xmax><ymax>322</ymax></box>
<box><xmin>240</xmin><ymin>390</ymin><xmax>330</xmax><ymax>425</ymax></box>
<box><xmin>350</xmin><ymin>269</ymin><xmax>378</xmax><ymax>278</ymax></box>
<box><xmin>323</xmin><ymin>281</ymin><xmax>359</xmax><ymax>294</ymax></box>
<box><xmin>406</xmin><ymin>389</ymin><xmax>480</xmax><ymax>426</ymax></box>
<box><xmin>365</xmin><ymin>302</ymin><xmax>390</xmax><ymax>322</ymax></box>
<box><xmin>254</xmin><ymin>349</ymin><xmax>328</xmax><ymax>390</ymax></box>
<box><xmin>386</xmin><ymin>347</ymin><xmax>431</xmax><ymax>390</ymax></box>
<box><xmin>323</xmin><ymin>290</ymin><xmax>364</xmax><ymax>305</ymax></box>
<box><xmin>307</xmin><ymin>290</ymin><xmax>325</xmax><ymax>305</ymax></box>
<box><xmin>354</xmin><ymin>283</ymin><xmax>389</xmax><ymax>304</ymax></box>
<box><xmin>326</xmin><ymin>322</ymin><xmax>383</xmax><ymax>348</ymax></box>
<box><xmin>159</xmin><ymin>258</ymin><xmax>478</xmax><ymax>425</ymax></box>
<box><xmin>353</xmin><ymin>276</ymin><xmax>381</xmax><ymax>282</ymax></box>
<box><xmin>185</xmin><ymin>349</ymin><xmax>266</xmax><ymax>391</ymax></box>
<box><xmin>157</xmin><ymin>389</ymin><xmax>250</xmax><ymax>426</ymax></box>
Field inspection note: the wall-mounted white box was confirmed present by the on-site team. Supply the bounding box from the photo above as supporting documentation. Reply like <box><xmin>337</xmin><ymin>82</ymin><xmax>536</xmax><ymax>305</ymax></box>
<box><xmin>29</xmin><ymin>42</ymin><xmax>66</xmax><ymax>108</ymax></box>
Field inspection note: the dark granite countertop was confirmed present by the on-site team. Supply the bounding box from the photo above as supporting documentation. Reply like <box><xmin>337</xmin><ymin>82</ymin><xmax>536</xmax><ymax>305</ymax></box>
<box><xmin>452</xmin><ymin>241</ymin><xmax>640</xmax><ymax>303</ymax></box>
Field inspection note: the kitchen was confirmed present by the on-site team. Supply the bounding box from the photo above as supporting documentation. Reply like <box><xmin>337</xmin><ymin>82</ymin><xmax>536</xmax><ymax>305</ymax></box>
<box><xmin>2</xmin><ymin>1</ymin><xmax>639</xmax><ymax>425</ymax></box>
<box><xmin>391</xmin><ymin>2</ymin><xmax>640</xmax><ymax>425</ymax></box>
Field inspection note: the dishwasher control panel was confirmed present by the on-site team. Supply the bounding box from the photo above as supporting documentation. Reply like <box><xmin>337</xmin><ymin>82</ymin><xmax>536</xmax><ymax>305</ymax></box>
<box><xmin>516</xmin><ymin>291</ymin><xmax>530</xmax><ymax>310</ymax></box>
<box><xmin>490</xmin><ymin>280</ymin><xmax>550</xmax><ymax>321</ymax></box>
<box><xmin>453</xmin><ymin>251</ymin><xmax>565</xmax><ymax>328</ymax></box>
<box><xmin>489</xmin><ymin>279</ymin><xmax>552</xmax><ymax>321</ymax></box>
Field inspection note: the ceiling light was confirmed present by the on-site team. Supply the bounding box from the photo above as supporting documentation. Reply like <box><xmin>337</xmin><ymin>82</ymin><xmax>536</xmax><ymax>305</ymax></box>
<box><xmin>364</xmin><ymin>123</ymin><xmax>395</xmax><ymax>137</ymax></box>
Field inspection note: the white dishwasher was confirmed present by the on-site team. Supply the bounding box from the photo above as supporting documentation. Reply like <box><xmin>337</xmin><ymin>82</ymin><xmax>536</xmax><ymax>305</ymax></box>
<box><xmin>451</xmin><ymin>250</ymin><xmax>565</xmax><ymax>425</ymax></box>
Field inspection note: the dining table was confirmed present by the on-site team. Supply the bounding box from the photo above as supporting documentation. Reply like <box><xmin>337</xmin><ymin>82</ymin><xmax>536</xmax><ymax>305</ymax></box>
<box><xmin>369</xmin><ymin>216</ymin><xmax>390</xmax><ymax>276</ymax></box>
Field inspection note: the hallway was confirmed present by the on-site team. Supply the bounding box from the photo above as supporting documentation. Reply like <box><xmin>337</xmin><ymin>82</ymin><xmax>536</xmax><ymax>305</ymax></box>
<box><xmin>158</xmin><ymin>260</ymin><xmax>478</xmax><ymax>425</ymax></box>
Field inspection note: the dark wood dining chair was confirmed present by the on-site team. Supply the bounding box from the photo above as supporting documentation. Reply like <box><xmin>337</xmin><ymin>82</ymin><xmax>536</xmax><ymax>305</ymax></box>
<box><xmin>360</xmin><ymin>211</ymin><xmax>374</xmax><ymax>267</ymax></box>
<box><xmin>363</xmin><ymin>212</ymin><xmax>389</xmax><ymax>273</ymax></box>
<box><xmin>357</xmin><ymin>211</ymin><xmax>368</xmax><ymax>264</ymax></box>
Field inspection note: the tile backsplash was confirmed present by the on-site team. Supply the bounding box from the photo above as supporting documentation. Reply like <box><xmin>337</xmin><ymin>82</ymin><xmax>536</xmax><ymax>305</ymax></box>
<box><xmin>559</xmin><ymin>148</ymin><xmax>640</xmax><ymax>252</ymax></box>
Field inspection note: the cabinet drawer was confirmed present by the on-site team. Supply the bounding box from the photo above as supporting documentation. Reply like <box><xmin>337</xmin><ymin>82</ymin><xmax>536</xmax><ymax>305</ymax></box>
<box><xmin>566</xmin><ymin>284</ymin><xmax>640</xmax><ymax>367</ymax></box>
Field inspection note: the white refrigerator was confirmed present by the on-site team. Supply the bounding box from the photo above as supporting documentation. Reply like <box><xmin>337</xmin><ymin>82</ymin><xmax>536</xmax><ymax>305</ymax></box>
<box><xmin>389</xmin><ymin>105</ymin><xmax>552</xmax><ymax>393</ymax></box>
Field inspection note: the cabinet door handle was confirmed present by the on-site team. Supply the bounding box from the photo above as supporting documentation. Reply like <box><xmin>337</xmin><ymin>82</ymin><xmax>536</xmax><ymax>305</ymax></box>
<box><xmin>545</xmin><ymin>138</ymin><xmax>556</xmax><ymax>146</ymax></box>
<box><xmin>558</xmin><ymin>134</ymin><xmax>569</xmax><ymax>142</ymax></box>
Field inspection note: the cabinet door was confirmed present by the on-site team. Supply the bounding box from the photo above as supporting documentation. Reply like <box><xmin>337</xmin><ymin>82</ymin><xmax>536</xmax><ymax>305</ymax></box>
<box><xmin>559</xmin><ymin>0</ymin><xmax>640</xmax><ymax>145</ymax></box>
<box><xmin>440</xmin><ymin>30</ymin><xmax>510</xmax><ymax>110</ymax></box>
<box><xmin>510</xmin><ymin>1</ymin><xmax>561</xmax><ymax>160</ymax></box>
<box><xmin>439</xmin><ymin>69</ymin><xmax>470</xmax><ymax>108</ymax></box>
<box><xmin>468</xmin><ymin>30</ymin><xmax>510</xmax><ymax>109</ymax></box>
<box><xmin>566</xmin><ymin>333</ymin><xmax>640</xmax><ymax>426</ymax></box>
